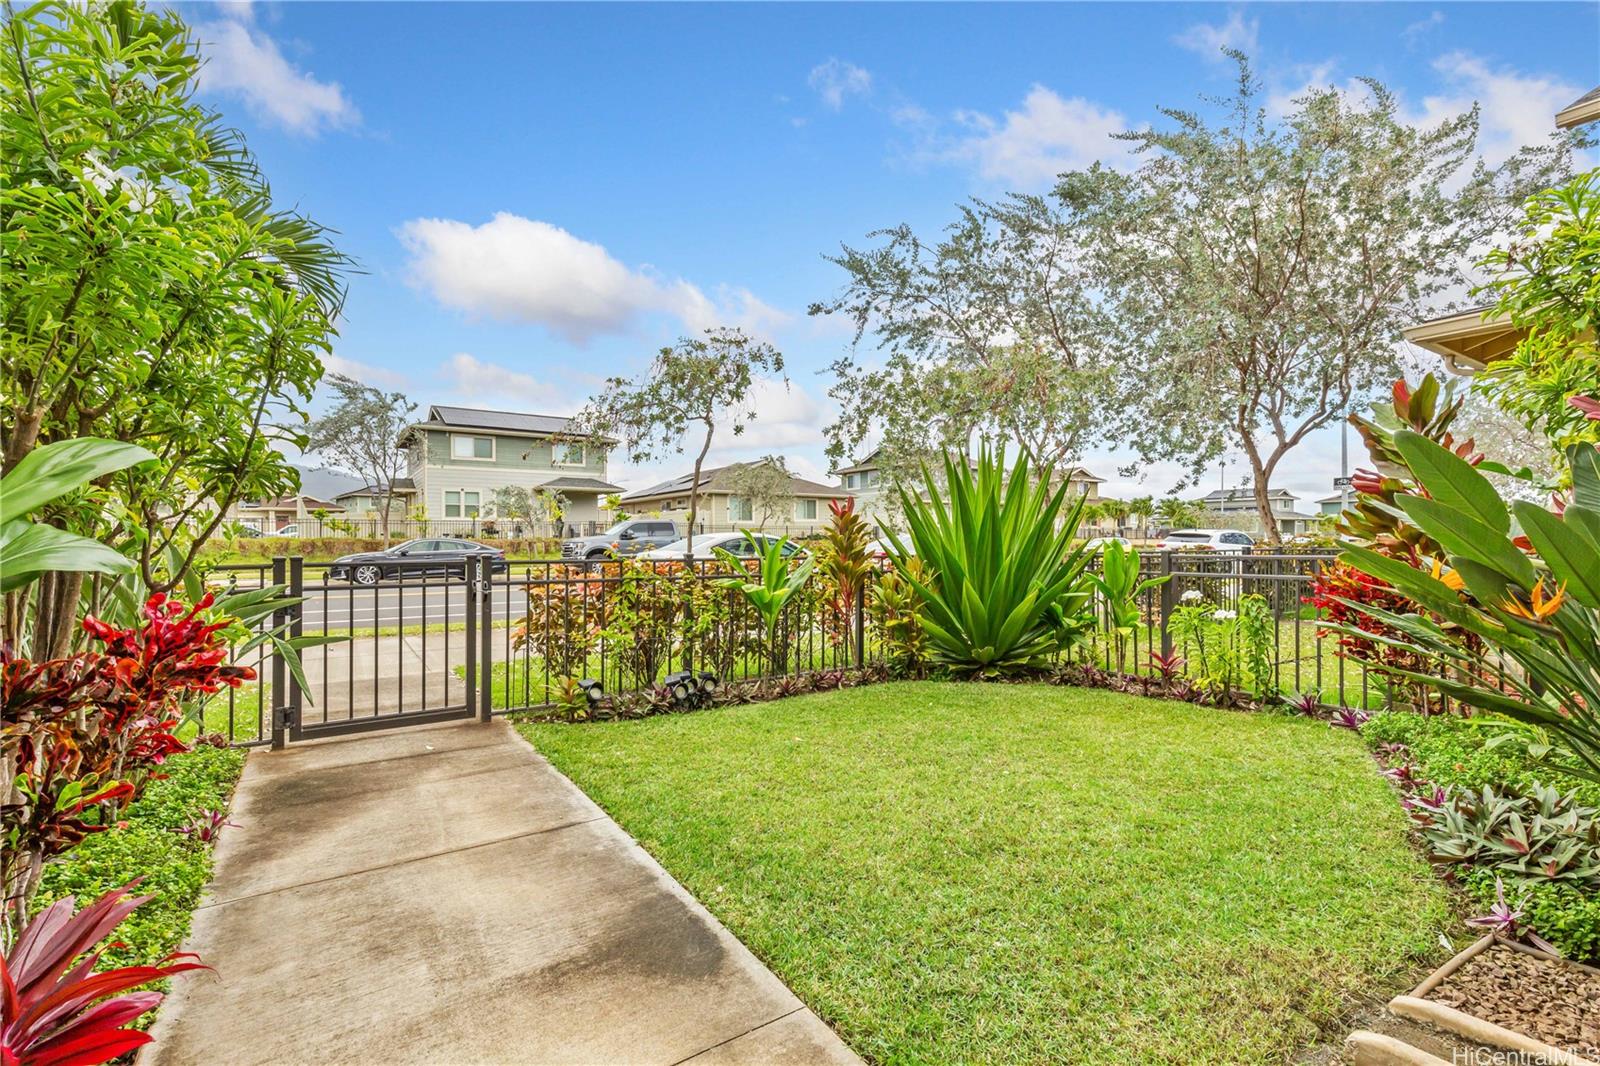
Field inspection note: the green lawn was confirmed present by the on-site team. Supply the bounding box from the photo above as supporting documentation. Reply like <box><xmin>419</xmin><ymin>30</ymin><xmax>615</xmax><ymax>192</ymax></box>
<box><xmin>520</xmin><ymin>682</ymin><xmax>1451</xmax><ymax>1064</ymax></box>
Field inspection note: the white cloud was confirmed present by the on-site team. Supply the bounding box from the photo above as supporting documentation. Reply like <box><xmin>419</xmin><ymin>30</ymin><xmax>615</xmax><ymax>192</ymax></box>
<box><xmin>192</xmin><ymin>13</ymin><xmax>358</xmax><ymax>135</ymax></box>
<box><xmin>322</xmin><ymin>353</ymin><xmax>407</xmax><ymax>388</ymax></box>
<box><xmin>1420</xmin><ymin>51</ymin><xmax>1582</xmax><ymax>163</ymax></box>
<box><xmin>396</xmin><ymin>212</ymin><xmax>788</xmax><ymax>342</ymax></box>
<box><xmin>438</xmin><ymin>353</ymin><xmax>570</xmax><ymax>411</ymax></box>
<box><xmin>808</xmin><ymin>59</ymin><xmax>872</xmax><ymax>111</ymax></box>
<box><xmin>943</xmin><ymin>85</ymin><xmax>1131</xmax><ymax>187</ymax></box>
<box><xmin>1173</xmin><ymin>10</ymin><xmax>1259</xmax><ymax>60</ymax></box>
<box><xmin>1402</xmin><ymin>10</ymin><xmax>1446</xmax><ymax>45</ymax></box>
<box><xmin>1269</xmin><ymin>53</ymin><xmax>1580</xmax><ymax>167</ymax></box>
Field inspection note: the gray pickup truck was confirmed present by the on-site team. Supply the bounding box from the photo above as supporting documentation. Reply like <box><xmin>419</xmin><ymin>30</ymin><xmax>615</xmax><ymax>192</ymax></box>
<box><xmin>560</xmin><ymin>518</ymin><xmax>683</xmax><ymax>561</ymax></box>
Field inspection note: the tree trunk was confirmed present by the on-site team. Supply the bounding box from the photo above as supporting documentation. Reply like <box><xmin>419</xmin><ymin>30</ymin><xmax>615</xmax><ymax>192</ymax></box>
<box><xmin>684</xmin><ymin>419</ymin><xmax>715</xmax><ymax>560</ymax></box>
<box><xmin>1241</xmin><ymin>443</ymin><xmax>1282</xmax><ymax>544</ymax></box>
<box><xmin>378</xmin><ymin>492</ymin><xmax>391</xmax><ymax>541</ymax></box>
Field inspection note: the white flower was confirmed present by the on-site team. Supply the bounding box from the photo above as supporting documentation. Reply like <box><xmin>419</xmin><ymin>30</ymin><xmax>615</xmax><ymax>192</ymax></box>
<box><xmin>1180</xmin><ymin>590</ymin><xmax>1202</xmax><ymax>603</ymax></box>
<box><xmin>1212</xmin><ymin>609</ymin><xmax>1237</xmax><ymax>621</ymax></box>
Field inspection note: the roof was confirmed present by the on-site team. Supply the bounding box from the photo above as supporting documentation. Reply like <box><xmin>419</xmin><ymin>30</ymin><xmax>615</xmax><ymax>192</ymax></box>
<box><xmin>621</xmin><ymin>462</ymin><xmax>843</xmax><ymax>502</ymax></box>
<box><xmin>1401</xmin><ymin>305</ymin><xmax>1526</xmax><ymax>375</ymax></box>
<box><xmin>426</xmin><ymin>405</ymin><xmax>575</xmax><ymax>435</ymax></box>
<box><xmin>334</xmin><ymin>478</ymin><xmax>416</xmax><ymax>500</ymax></box>
<box><xmin>1556</xmin><ymin>86</ymin><xmax>1600</xmax><ymax>129</ymax></box>
<box><xmin>1316</xmin><ymin>493</ymin><xmax>1350</xmax><ymax>505</ymax></box>
<box><xmin>537</xmin><ymin>475</ymin><xmax>623</xmax><ymax>494</ymax></box>
<box><xmin>835</xmin><ymin>447</ymin><xmax>1102</xmax><ymax>483</ymax></box>
<box><xmin>1200</xmin><ymin>487</ymin><xmax>1298</xmax><ymax>503</ymax></box>
<box><xmin>245</xmin><ymin>494</ymin><xmax>345</xmax><ymax>510</ymax></box>
<box><xmin>1062</xmin><ymin>466</ymin><xmax>1104</xmax><ymax>484</ymax></box>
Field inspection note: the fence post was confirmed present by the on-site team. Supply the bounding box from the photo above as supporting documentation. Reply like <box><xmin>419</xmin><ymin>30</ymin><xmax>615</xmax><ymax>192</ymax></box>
<box><xmin>479</xmin><ymin>553</ymin><xmax>493</xmax><ymax>723</ymax></box>
<box><xmin>287</xmin><ymin>557</ymin><xmax>303</xmax><ymax>741</ymax></box>
<box><xmin>270</xmin><ymin>557</ymin><xmax>287</xmax><ymax>750</ymax></box>
<box><xmin>465</xmin><ymin>555</ymin><xmax>478</xmax><ymax>722</ymax></box>
<box><xmin>854</xmin><ymin>576</ymin><xmax>867</xmax><ymax>669</ymax></box>
<box><xmin>1158</xmin><ymin>549</ymin><xmax>1174</xmax><ymax>659</ymax></box>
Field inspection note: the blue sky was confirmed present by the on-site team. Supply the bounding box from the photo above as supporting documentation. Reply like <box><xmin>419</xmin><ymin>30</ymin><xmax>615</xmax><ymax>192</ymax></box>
<box><xmin>179</xmin><ymin>1</ymin><xmax>1599</xmax><ymax>502</ymax></box>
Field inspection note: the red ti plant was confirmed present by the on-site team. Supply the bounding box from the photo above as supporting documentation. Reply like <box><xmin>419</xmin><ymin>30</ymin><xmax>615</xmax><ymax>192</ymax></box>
<box><xmin>819</xmin><ymin>498</ymin><xmax>872</xmax><ymax>657</ymax></box>
<box><xmin>1</xmin><ymin>883</ymin><xmax>207</xmax><ymax>1066</ymax></box>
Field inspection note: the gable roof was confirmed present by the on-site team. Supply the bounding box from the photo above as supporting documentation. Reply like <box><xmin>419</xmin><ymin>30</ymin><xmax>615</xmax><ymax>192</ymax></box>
<box><xmin>538</xmin><ymin>475</ymin><xmax>623</xmax><ymax>494</ymax></box>
<box><xmin>425</xmin><ymin>405</ymin><xmax>575</xmax><ymax>435</ymax></box>
<box><xmin>1556</xmin><ymin>86</ymin><xmax>1600</xmax><ymax>129</ymax></box>
<box><xmin>335</xmin><ymin>478</ymin><xmax>416</xmax><ymax>500</ymax></box>
<box><xmin>620</xmin><ymin>462</ymin><xmax>843</xmax><ymax>502</ymax></box>
<box><xmin>1200</xmin><ymin>487</ymin><xmax>1298</xmax><ymax>504</ymax></box>
<box><xmin>835</xmin><ymin>447</ymin><xmax>1102</xmax><ymax>483</ymax></box>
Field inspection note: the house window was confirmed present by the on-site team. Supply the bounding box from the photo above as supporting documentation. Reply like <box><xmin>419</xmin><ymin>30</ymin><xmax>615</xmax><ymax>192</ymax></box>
<box><xmin>864</xmin><ymin>470</ymin><xmax>879</xmax><ymax>487</ymax></box>
<box><xmin>555</xmin><ymin>442</ymin><xmax>585</xmax><ymax>467</ymax></box>
<box><xmin>728</xmin><ymin>496</ymin><xmax>753</xmax><ymax>522</ymax></box>
<box><xmin>444</xmin><ymin>490</ymin><xmax>481</xmax><ymax>518</ymax></box>
<box><xmin>451</xmin><ymin>435</ymin><xmax>494</xmax><ymax>460</ymax></box>
<box><xmin>845</xmin><ymin>473</ymin><xmax>858</xmax><ymax>489</ymax></box>
<box><xmin>795</xmin><ymin>499</ymin><xmax>818</xmax><ymax>521</ymax></box>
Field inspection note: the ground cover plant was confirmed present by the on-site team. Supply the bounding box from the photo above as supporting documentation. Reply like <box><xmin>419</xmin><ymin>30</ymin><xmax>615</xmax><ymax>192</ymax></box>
<box><xmin>520</xmin><ymin>681</ymin><xmax>1452</xmax><ymax>1064</ymax></box>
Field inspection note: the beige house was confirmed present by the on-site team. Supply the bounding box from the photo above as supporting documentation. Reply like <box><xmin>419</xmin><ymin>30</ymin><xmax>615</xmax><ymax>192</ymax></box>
<box><xmin>619</xmin><ymin>461</ymin><xmax>847</xmax><ymax>535</ymax></box>
<box><xmin>231</xmin><ymin>494</ymin><xmax>345</xmax><ymax>533</ymax></box>
<box><xmin>1402</xmin><ymin>84</ymin><xmax>1599</xmax><ymax>375</ymax></box>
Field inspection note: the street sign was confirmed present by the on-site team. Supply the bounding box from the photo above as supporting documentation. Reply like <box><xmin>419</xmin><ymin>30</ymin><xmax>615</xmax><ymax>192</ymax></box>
<box><xmin>1333</xmin><ymin>476</ymin><xmax>1353</xmax><ymax>487</ymax></box>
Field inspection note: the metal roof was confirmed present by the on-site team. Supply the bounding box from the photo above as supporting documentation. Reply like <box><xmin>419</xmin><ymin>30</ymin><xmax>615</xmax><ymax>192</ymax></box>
<box><xmin>425</xmin><ymin>406</ymin><xmax>575</xmax><ymax>435</ymax></box>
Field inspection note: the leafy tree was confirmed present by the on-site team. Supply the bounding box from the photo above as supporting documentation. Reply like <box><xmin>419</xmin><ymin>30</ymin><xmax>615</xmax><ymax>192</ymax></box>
<box><xmin>1155</xmin><ymin>497</ymin><xmax>1203</xmax><ymax>531</ymax></box>
<box><xmin>813</xmin><ymin>194</ymin><xmax>1115</xmax><ymax>494</ymax></box>
<box><xmin>1</xmin><ymin>1</ymin><xmax>350</xmax><ymax>656</ymax></box>
<box><xmin>1127</xmin><ymin>495</ymin><xmax>1155</xmax><ymax>537</ymax></box>
<box><xmin>1079</xmin><ymin>55</ymin><xmax>1576</xmax><ymax>542</ymax></box>
<box><xmin>1473</xmin><ymin>171</ymin><xmax>1600</xmax><ymax>460</ymax></box>
<box><xmin>306</xmin><ymin>375</ymin><xmax>416</xmax><ymax>540</ymax></box>
<box><xmin>567</xmin><ymin>328</ymin><xmax>783</xmax><ymax>556</ymax></box>
<box><xmin>722</xmin><ymin>457</ymin><xmax>795</xmax><ymax>529</ymax></box>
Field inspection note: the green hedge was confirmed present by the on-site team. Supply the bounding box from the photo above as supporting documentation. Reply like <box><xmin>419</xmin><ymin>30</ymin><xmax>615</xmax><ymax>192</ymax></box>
<box><xmin>34</xmin><ymin>745</ymin><xmax>246</xmax><ymax>970</ymax></box>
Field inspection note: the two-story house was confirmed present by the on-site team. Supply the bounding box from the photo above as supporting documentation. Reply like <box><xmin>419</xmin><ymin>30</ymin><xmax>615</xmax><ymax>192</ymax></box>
<box><xmin>396</xmin><ymin>406</ymin><xmax>622</xmax><ymax>536</ymax></box>
<box><xmin>1199</xmin><ymin>485</ymin><xmax>1319</xmax><ymax>537</ymax></box>
<box><xmin>618</xmin><ymin>459</ymin><xmax>846</xmax><ymax>535</ymax></box>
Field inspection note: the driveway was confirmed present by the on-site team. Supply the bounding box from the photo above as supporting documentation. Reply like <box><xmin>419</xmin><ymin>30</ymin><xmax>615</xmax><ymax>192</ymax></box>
<box><xmin>142</xmin><ymin>720</ymin><xmax>859</xmax><ymax>1066</ymax></box>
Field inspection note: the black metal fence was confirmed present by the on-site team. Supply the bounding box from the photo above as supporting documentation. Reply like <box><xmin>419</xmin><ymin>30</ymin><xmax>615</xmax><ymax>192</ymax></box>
<box><xmin>235</xmin><ymin>517</ymin><xmax>610</xmax><ymax>541</ymax></box>
<box><xmin>199</xmin><ymin>550</ymin><xmax>1388</xmax><ymax>749</ymax></box>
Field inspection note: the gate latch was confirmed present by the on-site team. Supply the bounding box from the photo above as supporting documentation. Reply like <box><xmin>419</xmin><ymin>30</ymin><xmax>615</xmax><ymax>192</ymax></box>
<box><xmin>273</xmin><ymin>704</ymin><xmax>298</xmax><ymax>730</ymax></box>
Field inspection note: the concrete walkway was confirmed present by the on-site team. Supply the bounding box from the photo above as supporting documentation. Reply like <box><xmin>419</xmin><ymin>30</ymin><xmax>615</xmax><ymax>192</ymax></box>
<box><xmin>144</xmin><ymin>720</ymin><xmax>859</xmax><ymax>1066</ymax></box>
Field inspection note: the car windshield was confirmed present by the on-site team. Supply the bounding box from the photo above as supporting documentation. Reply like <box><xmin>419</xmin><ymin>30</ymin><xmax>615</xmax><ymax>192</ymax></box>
<box><xmin>601</xmin><ymin>521</ymin><xmax>635</xmax><ymax>537</ymax></box>
<box><xmin>1165</xmin><ymin>532</ymin><xmax>1210</xmax><ymax>542</ymax></box>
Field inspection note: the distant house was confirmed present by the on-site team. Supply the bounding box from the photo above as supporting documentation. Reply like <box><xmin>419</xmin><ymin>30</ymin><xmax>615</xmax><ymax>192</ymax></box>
<box><xmin>1403</xmin><ymin>84</ymin><xmax>1598</xmax><ymax>376</ymax></box>
<box><xmin>618</xmin><ymin>460</ymin><xmax>846</xmax><ymax>534</ymax></box>
<box><xmin>231</xmin><ymin>494</ymin><xmax>345</xmax><ymax>533</ymax></box>
<box><xmin>396</xmin><ymin>406</ymin><xmax>622</xmax><ymax>535</ymax></box>
<box><xmin>334</xmin><ymin>479</ymin><xmax>417</xmax><ymax>520</ymax></box>
<box><xmin>1198</xmin><ymin>486</ymin><xmax>1319</xmax><ymax>537</ymax></box>
<box><xmin>835</xmin><ymin>447</ymin><xmax>1103</xmax><ymax>528</ymax></box>
<box><xmin>1316</xmin><ymin>492</ymin><xmax>1350</xmax><ymax>517</ymax></box>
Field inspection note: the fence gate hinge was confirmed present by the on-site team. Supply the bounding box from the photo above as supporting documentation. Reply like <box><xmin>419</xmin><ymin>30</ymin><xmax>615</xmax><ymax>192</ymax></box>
<box><xmin>273</xmin><ymin>704</ymin><xmax>298</xmax><ymax>730</ymax></box>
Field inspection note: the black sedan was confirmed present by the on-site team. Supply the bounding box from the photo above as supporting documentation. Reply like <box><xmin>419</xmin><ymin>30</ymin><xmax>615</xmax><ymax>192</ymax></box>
<box><xmin>326</xmin><ymin>538</ymin><xmax>508</xmax><ymax>585</ymax></box>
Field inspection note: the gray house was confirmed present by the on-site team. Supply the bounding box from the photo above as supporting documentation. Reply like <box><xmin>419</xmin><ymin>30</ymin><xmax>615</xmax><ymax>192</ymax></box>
<box><xmin>396</xmin><ymin>406</ymin><xmax>621</xmax><ymax>535</ymax></box>
<box><xmin>1198</xmin><ymin>485</ymin><xmax>1319</xmax><ymax>537</ymax></box>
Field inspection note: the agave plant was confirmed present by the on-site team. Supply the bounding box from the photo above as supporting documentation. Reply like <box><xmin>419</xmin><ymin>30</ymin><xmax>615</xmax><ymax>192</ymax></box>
<box><xmin>1330</xmin><ymin>431</ymin><xmax>1600</xmax><ymax>783</ymax></box>
<box><xmin>1</xmin><ymin>884</ymin><xmax>206</xmax><ymax>1066</ymax></box>
<box><xmin>883</xmin><ymin>448</ymin><xmax>1094</xmax><ymax>677</ymax></box>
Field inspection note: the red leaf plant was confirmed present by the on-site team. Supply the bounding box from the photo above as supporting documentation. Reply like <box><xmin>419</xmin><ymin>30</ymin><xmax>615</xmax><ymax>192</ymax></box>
<box><xmin>3</xmin><ymin>594</ymin><xmax>254</xmax><ymax>926</ymax></box>
<box><xmin>1</xmin><ymin>883</ymin><xmax>206</xmax><ymax>1066</ymax></box>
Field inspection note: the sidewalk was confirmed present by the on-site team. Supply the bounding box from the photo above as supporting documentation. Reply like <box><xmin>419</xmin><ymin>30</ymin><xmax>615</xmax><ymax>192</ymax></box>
<box><xmin>143</xmin><ymin>720</ymin><xmax>860</xmax><ymax>1066</ymax></box>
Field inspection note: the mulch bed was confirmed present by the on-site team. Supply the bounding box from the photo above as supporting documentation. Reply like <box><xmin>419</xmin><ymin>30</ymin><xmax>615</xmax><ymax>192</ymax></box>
<box><xmin>1427</xmin><ymin>942</ymin><xmax>1600</xmax><ymax>1056</ymax></box>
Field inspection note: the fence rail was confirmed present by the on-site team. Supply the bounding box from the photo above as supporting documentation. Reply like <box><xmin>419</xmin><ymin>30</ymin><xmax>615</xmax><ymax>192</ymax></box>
<box><xmin>198</xmin><ymin>549</ymin><xmax>1392</xmax><ymax>748</ymax></box>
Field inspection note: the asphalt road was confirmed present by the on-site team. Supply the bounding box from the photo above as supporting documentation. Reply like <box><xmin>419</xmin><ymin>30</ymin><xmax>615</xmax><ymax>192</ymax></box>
<box><xmin>294</xmin><ymin>584</ymin><xmax>532</xmax><ymax>630</ymax></box>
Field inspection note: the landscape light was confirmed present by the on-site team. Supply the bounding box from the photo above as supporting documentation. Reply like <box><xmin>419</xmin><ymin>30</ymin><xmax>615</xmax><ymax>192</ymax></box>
<box><xmin>664</xmin><ymin>671</ymin><xmax>694</xmax><ymax>703</ymax></box>
<box><xmin>697</xmin><ymin>672</ymin><xmax>719</xmax><ymax>696</ymax></box>
<box><xmin>578</xmin><ymin>678</ymin><xmax>605</xmax><ymax>705</ymax></box>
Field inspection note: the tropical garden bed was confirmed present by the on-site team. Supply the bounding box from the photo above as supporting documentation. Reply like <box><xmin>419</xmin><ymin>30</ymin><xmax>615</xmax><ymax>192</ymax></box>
<box><xmin>520</xmin><ymin>681</ymin><xmax>1455</xmax><ymax>1063</ymax></box>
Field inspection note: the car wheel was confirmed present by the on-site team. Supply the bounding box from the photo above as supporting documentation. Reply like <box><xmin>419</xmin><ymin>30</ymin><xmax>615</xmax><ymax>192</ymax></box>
<box><xmin>352</xmin><ymin>564</ymin><xmax>382</xmax><ymax>586</ymax></box>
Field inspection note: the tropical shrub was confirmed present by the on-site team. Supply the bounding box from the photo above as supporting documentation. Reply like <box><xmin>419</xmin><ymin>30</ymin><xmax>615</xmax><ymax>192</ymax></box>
<box><xmin>1332</xmin><ymin>429</ymin><xmax>1600</xmax><ymax>784</ymax></box>
<box><xmin>514</xmin><ymin>576</ymin><xmax>604</xmax><ymax>680</ymax></box>
<box><xmin>816</xmin><ymin>498</ymin><xmax>872</xmax><ymax>656</ymax></box>
<box><xmin>716</xmin><ymin>534</ymin><xmax>815</xmax><ymax>674</ymax></box>
<box><xmin>2</xmin><ymin>595</ymin><xmax>252</xmax><ymax>929</ymax></box>
<box><xmin>1086</xmin><ymin>540</ymin><xmax>1166</xmax><ymax>669</ymax></box>
<box><xmin>1363</xmin><ymin>710</ymin><xmax>1598</xmax><ymax>804</ymax></box>
<box><xmin>1</xmin><ymin>884</ymin><xmax>206</xmax><ymax>1064</ymax></box>
<box><xmin>1465</xmin><ymin>869</ymin><xmax>1600</xmax><ymax>961</ymax></box>
<box><xmin>1410</xmin><ymin>783</ymin><xmax>1600</xmax><ymax>886</ymax></box>
<box><xmin>1167</xmin><ymin>593</ymin><xmax>1275</xmax><ymax>699</ymax></box>
<box><xmin>869</xmin><ymin>559</ymin><xmax>929</xmax><ymax>679</ymax></box>
<box><xmin>885</xmin><ymin>449</ymin><xmax>1094</xmax><ymax>677</ymax></box>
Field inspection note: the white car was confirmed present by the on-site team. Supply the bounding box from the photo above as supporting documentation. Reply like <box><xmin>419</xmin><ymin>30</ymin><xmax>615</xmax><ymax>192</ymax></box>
<box><xmin>270</xmin><ymin>523</ymin><xmax>300</xmax><ymax>538</ymax></box>
<box><xmin>637</xmin><ymin>532</ymin><xmax>803</xmax><ymax>562</ymax></box>
<box><xmin>864</xmin><ymin>537</ymin><xmax>915</xmax><ymax>561</ymax></box>
<box><xmin>1155</xmin><ymin>529</ymin><xmax>1254</xmax><ymax>553</ymax></box>
<box><xmin>1083</xmin><ymin>536</ymin><xmax>1133</xmax><ymax>553</ymax></box>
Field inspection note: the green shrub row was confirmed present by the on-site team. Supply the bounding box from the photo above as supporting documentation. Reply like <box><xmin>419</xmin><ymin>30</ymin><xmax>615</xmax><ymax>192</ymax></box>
<box><xmin>33</xmin><ymin>745</ymin><xmax>247</xmax><ymax>970</ymax></box>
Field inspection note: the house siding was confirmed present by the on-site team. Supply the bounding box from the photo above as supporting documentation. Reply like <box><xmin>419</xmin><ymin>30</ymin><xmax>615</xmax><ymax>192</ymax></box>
<box><xmin>413</xmin><ymin>428</ymin><xmax>610</xmax><ymax>526</ymax></box>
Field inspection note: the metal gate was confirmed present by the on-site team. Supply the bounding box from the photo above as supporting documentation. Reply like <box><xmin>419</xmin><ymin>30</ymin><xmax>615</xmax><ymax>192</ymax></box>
<box><xmin>269</xmin><ymin>556</ymin><xmax>493</xmax><ymax>746</ymax></box>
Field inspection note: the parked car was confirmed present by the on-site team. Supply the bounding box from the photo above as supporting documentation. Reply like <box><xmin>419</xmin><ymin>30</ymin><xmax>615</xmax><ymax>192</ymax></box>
<box><xmin>865</xmin><ymin>537</ymin><xmax>915</xmax><ymax>562</ymax></box>
<box><xmin>327</xmin><ymin>538</ymin><xmax>508</xmax><ymax>585</ymax></box>
<box><xmin>270</xmin><ymin>523</ymin><xmax>299</xmax><ymax>538</ymax></box>
<box><xmin>1154</xmin><ymin>529</ymin><xmax>1255</xmax><ymax>553</ymax></box>
<box><xmin>638</xmin><ymin>531</ymin><xmax>803</xmax><ymax>562</ymax></box>
<box><xmin>561</xmin><ymin>518</ymin><xmax>682</xmax><ymax>561</ymax></box>
<box><xmin>1084</xmin><ymin>536</ymin><xmax>1133</xmax><ymax>552</ymax></box>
